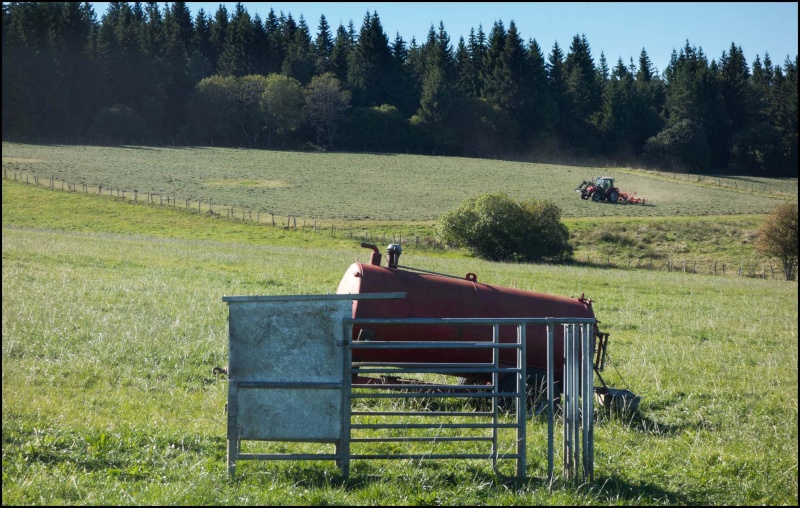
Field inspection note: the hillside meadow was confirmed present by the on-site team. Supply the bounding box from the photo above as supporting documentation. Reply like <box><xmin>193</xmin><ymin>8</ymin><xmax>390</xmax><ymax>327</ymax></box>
<box><xmin>2</xmin><ymin>142</ymin><xmax>795</xmax><ymax>222</ymax></box>
<box><xmin>2</xmin><ymin>175</ymin><xmax>797</xmax><ymax>505</ymax></box>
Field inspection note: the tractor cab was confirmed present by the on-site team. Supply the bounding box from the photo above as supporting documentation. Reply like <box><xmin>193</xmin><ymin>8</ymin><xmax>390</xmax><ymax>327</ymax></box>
<box><xmin>596</xmin><ymin>177</ymin><xmax>614</xmax><ymax>191</ymax></box>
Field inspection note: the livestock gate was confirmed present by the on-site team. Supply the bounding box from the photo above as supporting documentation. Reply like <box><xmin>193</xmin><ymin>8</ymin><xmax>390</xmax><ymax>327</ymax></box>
<box><xmin>222</xmin><ymin>293</ymin><xmax>595</xmax><ymax>483</ymax></box>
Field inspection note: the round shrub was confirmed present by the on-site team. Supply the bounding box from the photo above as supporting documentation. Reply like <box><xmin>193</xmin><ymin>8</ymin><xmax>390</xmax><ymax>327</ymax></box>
<box><xmin>437</xmin><ymin>192</ymin><xmax>573</xmax><ymax>263</ymax></box>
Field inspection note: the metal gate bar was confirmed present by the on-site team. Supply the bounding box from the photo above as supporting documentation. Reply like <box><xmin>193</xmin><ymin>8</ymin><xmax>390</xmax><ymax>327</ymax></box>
<box><xmin>223</xmin><ymin>295</ymin><xmax>594</xmax><ymax>483</ymax></box>
<box><xmin>340</xmin><ymin>316</ymin><xmax>594</xmax><ymax>483</ymax></box>
<box><xmin>343</xmin><ymin>317</ymin><xmax>527</xmax><ymax>480</ymax></box>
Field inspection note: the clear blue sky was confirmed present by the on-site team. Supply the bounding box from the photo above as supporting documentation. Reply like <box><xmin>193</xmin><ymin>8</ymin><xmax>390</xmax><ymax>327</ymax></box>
<box><xmin>91</xmin><ymin>2</ymin><xmax>798</xmax><ymax>75</ymax></box>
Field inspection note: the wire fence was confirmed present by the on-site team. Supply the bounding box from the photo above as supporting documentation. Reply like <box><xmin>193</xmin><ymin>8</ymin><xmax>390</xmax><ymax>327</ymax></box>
<box><xmin>3</xmin><ymin>168</ymin><xmax>789</xmax><ymax>280</ymax></box>
<box><xmin>577</xmin><ymin>252</ymin><xmax>787</xmax><ymax>280</ymax></box>
<box><xmin>2</xmin><ymin>168</ymin><xmax>444</xmax><ymax>249</ymax></box>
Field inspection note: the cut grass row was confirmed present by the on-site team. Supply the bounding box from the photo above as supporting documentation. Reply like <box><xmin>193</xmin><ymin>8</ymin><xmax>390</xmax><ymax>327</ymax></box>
<box><xmin>2</xmin><ymin>177</ymin><xmax>797</xmax><ymax>505</ymax></box>
<box><xmin>3</xmin><ymin>142</ymin><xmax>794</xmax><ymax>221</ymax></box>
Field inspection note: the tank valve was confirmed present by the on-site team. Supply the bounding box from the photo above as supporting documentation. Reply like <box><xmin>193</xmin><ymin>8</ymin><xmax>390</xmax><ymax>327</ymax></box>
<box><xmin>386</xmin><ymin>244</ymin><xmax>402</xmax><ymax>269</ymax></box>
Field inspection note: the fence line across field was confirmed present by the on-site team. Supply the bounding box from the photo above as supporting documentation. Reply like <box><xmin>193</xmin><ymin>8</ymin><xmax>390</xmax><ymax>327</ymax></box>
<box><xmin>3</xmin><ymin>169</ymin><xmax>786</xmax><ymax>279</ymax></box>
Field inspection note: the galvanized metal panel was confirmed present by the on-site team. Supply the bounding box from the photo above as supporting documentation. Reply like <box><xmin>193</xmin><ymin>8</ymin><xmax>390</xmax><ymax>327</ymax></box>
<box><xmin>237</xmin><ymin>387</ymin><xmax>341</xmax><ymax>441</ymax></box>
<box><xmin>228</xmin><ymin>299</ymin><xmax>350</xmax><ymax>383</ymax></box>
<box><xmin>227</xmin><ymin>298</ymin><xmax>351</xmax><ymax>441</ymax></box>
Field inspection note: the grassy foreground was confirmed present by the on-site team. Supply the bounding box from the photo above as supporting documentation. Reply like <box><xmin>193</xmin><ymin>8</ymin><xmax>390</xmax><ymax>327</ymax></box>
<box><xmin>2</xmin><ymin>179</ymin><xmax>797</xmax><ymax>505</ymax></box>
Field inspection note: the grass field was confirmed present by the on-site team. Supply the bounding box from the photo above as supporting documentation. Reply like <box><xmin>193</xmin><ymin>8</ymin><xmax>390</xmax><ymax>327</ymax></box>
<box><xmin>3</xmin><ymin>142</ymin><xmax>795</xmax><ymax>221</ymax></box>
<box><xmin>2</xmin><ymin>145</ymin><xmax>798</xmax><ymax>505</ymax></box>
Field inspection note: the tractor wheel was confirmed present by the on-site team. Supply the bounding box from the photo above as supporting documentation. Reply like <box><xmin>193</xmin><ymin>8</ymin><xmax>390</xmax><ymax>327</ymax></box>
<box><xmin>591</xmin><ymin>192</ymin><xmax>602</xmax><ymax>202</ymax></box>
<box><xmin>608</xmin><ymin>190</ymin><xmax>619</xmax><ymax>203</ymax></box>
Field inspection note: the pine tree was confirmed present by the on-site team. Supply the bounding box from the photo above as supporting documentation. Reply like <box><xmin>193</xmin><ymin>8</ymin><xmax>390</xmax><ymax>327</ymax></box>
<box><xmin>664</xmin><ymin>40</ymin><xmax>730</xmax><ymax>168</ymax></box>
<box><xmin>481</xmin><ymin>20</ymin><xmax>505</xmax><ymax>102</ymax></box>
<box><xmin>208</xmin><ymin>4</ymin><xmax>228</xmax><ymax>74</ymax></box>
<box><xmin>314</xmin><ymin>14</ymin><xmax>334</xmax><ymax>76</ymax></box>
<box><xmin>455</xmin><ymin>36</ymin><xmax>473</xmax><ymax>96</ymax></box>
<box><xmin>389</xmin><ymin>32</ymin><xmax>416</xmax><ymax>116</ymax></box>
<box><xmin>597</xmin><ymin>57</ymin><xmax>635</xmax><ymax>156</ymax></box>
<box><xmin>282</xmin><ymin>14</ymin><xmax>314</xmax><ymax>84</ymax></box>
<box><xmin>218</xmin><ymin>3</ymin><xmax>254</xmax><ymax>77</ymax></box>
<box><xmin>547</xmin><ymin>41</ymin><xmax>570</xmax><ymax>143</ymax></box>
<box><xmin>636</xmin><ymin>47</ymin><xmax>655</xmax><ymax>82</ymax></box>
<box><xmin>631</xmin><ymin>48</ymin><xmax>664</xmax><ymax>155</ymax></box>
<box><xmin>597</xmin><ymin>51</ymin><xmax>609</xmax><ymax>86</ymax></box>
<box><xmin>331</xmin><ymin>22</ymin><xmax>353</xmax><ymax>84</ymax></box>
<box><xmin>524</xmin><ymin>38</ymin><xmax>556</xmax><ymax>141</ymax></box>
<box><xmin>347</xmin><ymin>11</ymin><xmax>393</xmax><ymax>107</ymax></box>
<box><xmin>264</xmin><ymin>8</ymin><xmax>282</xmax><ymax>74</ymax></box>
<box><xmin>563</xmin><ymin>34</ymin><xmax>602</xmax><ymax>153</ymax></box>
<box><xmin>169</xmin><ymin>1</ymin><xmax>193</xmax><ymax>55</ymax></box>
<box><xmin>415</xmin><ymin>21</ymin><xmax>458</xmax><ymax>151</ymax></box>
<box><xmin>192</xmin><ymin>8</ymin><xmax>213</xmax><ymax>71</ymax></box>
<box><xmin>718</xmin><ymin>43</ymin><xmax>753</xmax><ymax>133</ymax></box>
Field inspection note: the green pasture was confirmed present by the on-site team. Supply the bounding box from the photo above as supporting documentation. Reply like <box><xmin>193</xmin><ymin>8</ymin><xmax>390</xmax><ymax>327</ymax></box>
<box><xmin>2</xmin><ymin>175</ymin><xmax>798</xmax><ymax>505</ymax></box>
<box><xmin>0</xmin><ymin>177</ymin><xmax>788</xmax><ymax>278</ymax></box>
<box><xmin>2</xmin><ymin>142</ymin><xmax>794</xmax><ymax>221</ymax></box>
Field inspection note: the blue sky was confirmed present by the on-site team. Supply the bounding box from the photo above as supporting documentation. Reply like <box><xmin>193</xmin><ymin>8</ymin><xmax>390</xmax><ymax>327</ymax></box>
<box><xmin>91</xmin><ymin>2</ymin><xmax>798</xmax><ymax>75</ymax></box>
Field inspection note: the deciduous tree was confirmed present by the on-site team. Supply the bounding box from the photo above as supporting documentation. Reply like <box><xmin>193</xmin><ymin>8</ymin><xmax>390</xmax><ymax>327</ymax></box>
<box><xmin>755</xmin><ymin>202</ymin><xmax>798</xmax><ymax>280</ymax></box>
<box><xmin>304</xmin><ymin>72</ymin><xmax>351</xmax><ymax>148</ymax></box>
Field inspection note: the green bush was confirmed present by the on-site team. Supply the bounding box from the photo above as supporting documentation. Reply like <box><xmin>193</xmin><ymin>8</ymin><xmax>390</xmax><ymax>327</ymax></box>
<box><xmin>436</xmin><ymin>192</ymin><xmax>573</xmax><ymax>263</ymax></box>
<box><xmin>642</xmin><ymin>119</ymin><xmax>710</xmax><ymax>171</ymax></box>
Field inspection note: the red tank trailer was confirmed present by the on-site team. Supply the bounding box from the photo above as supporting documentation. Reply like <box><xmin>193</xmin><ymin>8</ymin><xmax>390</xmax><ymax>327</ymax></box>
<box><xmin>337</xmin><ymin>243</ymin><xmax>608</xmax><ymax>394</ymax></box>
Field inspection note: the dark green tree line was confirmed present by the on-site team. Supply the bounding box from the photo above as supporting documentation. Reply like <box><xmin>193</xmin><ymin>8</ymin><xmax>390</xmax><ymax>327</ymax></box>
<box><xmin>2</xmin><ymin>2</ymin><xmax>797</xmax><ymax>176</ymax></box>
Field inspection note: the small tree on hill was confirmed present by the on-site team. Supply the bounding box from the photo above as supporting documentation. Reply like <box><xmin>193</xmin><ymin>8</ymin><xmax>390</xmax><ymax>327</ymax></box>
<box><xmin>755</xmin><ymin>202</ymin><xmax>798</xmax><ymax>281</ymax></box>
<box><xmin>437</xmin><ymin>192</ymin><xmax>573</xmax><ymax>263</ymax></box>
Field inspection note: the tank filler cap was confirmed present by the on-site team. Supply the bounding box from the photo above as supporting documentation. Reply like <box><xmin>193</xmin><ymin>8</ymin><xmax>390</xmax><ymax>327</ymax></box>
<box><xmin>386</xmin><ymin>244</ymin><xmax>402</xmax><ymax>269</ymax></box>
<box><xmin>361</xmin><ymin>243</ymin><xmax>382</xmax><ymax>266</ymax></box>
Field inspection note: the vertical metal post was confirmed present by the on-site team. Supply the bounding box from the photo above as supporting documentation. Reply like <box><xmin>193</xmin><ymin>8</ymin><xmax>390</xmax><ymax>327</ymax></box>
<box><xmin>226</xmin><ymin>379</ymin><xmax>239</xmax><ymax>475</ymax></box>
<box><xmin>582</xmin><ymin>322</ymin><xmax>594</xmax><ymax>482</ymax></box>
<box><xmin>340</xmin><ymin>320</ymin><xmax>353</xmax><ymax>479</ymax></box>
<box><xmin>517</xmin><ymin>323</ymin><xmax>527</xmax><ymax>481</ymax></box>
<box><xmin>572</xmin><ymin>323</ymin><xmax>580</xmax><ymax>479</ymax></box>
<box><xmin>563</xmin><ymin>324</ymin><xmax>572</xmax><ymax>477</ymax></box>
<box><xmin>546</xmin><ymin>319</ymin><xmax>555</xmax><ymax>483</ymax></box>
<box><xmin>491</xmin><ymin>324</ymin><xmax>500</xmax><ymax>471</ymax></box>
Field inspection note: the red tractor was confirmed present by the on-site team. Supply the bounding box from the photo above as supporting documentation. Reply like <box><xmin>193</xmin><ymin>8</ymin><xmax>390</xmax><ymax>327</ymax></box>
<box><xmin>577</xmin><ymin>176</ymin><xmax>621</xmax><ymax>202</ymax></box>
<box><xmin>576</xmin><ymin>177</ymin><xmax>647</xmax><ymax>204</ymax></box>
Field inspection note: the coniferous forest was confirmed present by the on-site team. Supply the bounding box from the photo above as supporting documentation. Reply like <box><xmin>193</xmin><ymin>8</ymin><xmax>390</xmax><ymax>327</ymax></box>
<box><xmin>2</xmin><ymin>2</ymin><xmax>797</xmax><ymax>176</ymax></box>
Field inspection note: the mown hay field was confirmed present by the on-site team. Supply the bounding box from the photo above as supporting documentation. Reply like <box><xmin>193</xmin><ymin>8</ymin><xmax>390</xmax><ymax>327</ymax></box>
<box><xmin>2</xmin><ymin>142</ymin><xmax>794</xmax><ymax>221</ymax></box>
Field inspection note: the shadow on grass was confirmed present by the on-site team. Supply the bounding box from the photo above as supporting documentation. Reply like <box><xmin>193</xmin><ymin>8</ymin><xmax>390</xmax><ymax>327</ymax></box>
<box><xmin>235</xmin><ymin>459</ymin><xmax>696</xmax><ymax>504</ymax></box>
<box><xmin>589</xmin><ymin>475</ymin><xmax>694</xmax><ymax>504</ymax></box>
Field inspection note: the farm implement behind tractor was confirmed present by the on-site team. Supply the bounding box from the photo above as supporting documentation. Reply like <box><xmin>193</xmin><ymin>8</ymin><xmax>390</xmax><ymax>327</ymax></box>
<box><xmin>576</xmin><ymin>177</ymin><xmax>647</xmax><ymax>204</ymax></box>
